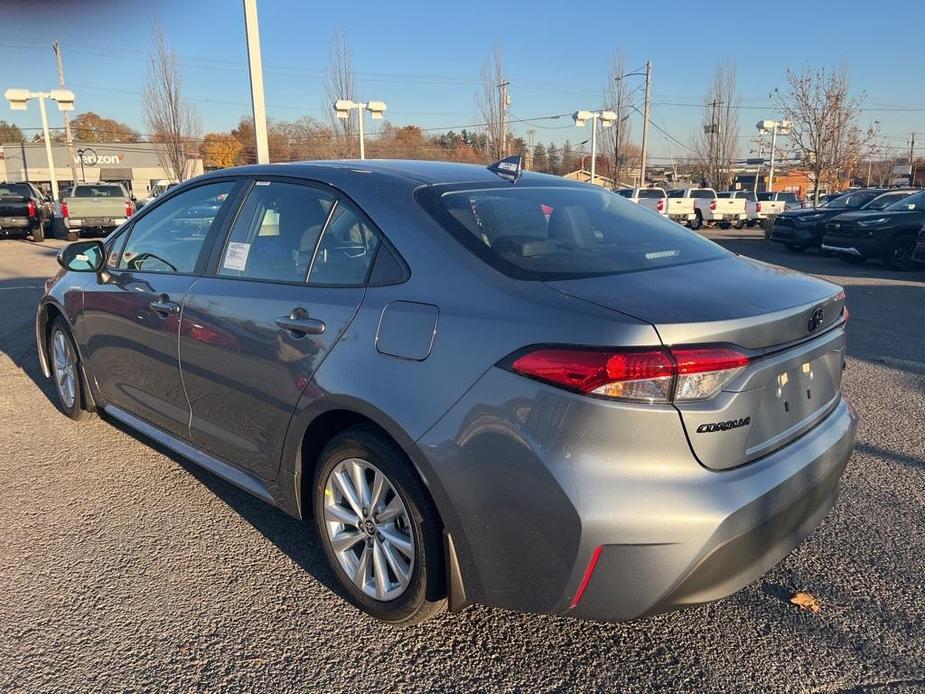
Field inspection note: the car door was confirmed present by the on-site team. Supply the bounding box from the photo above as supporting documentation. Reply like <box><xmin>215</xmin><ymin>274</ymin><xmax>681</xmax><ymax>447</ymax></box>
<box><xmin>80</xmin><ymin>179</ymin><xmax>240</xmax><ymax>439</ymax></box>
<box><xmin>178</xmin><ymin>178</ymin><xmax>380</xmax><ymax>479</ymax></box>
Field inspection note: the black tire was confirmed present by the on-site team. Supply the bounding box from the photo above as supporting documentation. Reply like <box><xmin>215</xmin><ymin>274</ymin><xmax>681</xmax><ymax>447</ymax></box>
<box><xmin>689</xmin><ymin>212</ymin><xmax>703</xmax><ymax>230</ymax></box>
<box><xmin>746</xmin><ymin>219</ymin><xmax>757</xmax><ymax>228</ymax></box>
<box><xmin>733</xmin><ymin>219</ymin><xmax>745</xmax><ymax>230</ymax></box>
<box><xmin>30</xmin><ymin>224</ymin><xmax>45</xmax><ymax>242</ymax></box>
<box><xmin>785</xmin><ymin>243</ymin><xmax>806</xmax><ymax>253</ymax></box>
<box><xmin>313</xmin><ymin>425</ymin><xmax>447</xmax><ymax>625</ymax></box>
<box><xmin>884</xmin><ymin>236</ymin><xmax>916</xmax><ymax>271</ymax></box>
<box><xmin>66</xmin><ymin>231</ymin><xmax>79</xmax><ymax>242</ymax></box>
<box><xmin>47</xmin><ymin>317</ymin><xmax>93</xmax><ymax>421</ymax></box>
<box><xmin>718</xmin><ymin>221</ymin><xmax>731</xmax><ymax>230</ymax></box>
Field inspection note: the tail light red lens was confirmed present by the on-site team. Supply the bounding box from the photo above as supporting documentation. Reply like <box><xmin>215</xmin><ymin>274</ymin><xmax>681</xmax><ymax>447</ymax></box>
<box><xmin>61</xmin><ymin>201</ymin><xmax>69</xmax><ymax>218</ymax></box>
<box><xmin>509</xmin><ymin>345</ymin><xmax>749</xmax><ymax>403</ymax></box>
<box><xmin>756</xmin><ymin>202</ymin><xmax>761</xmax><ymax>213</ymax></box>
<box><xmin>657</xmin><ymin>199</ymin><xmax>665</xmax><ymax>212</ymax></box>
<box><xmin>125</xmin><ymin>200</ymin><xmax>134</xmax><ymax>218</ymax></box>
<box><xmin>27</xmin><ymin>200</ymin><xmax>36</xmax><ymax>218</ymax></box>
<box><xmin>710</xmin><ymin>200</ymin><xmax>717</xmax><ymax>210</ymax></box>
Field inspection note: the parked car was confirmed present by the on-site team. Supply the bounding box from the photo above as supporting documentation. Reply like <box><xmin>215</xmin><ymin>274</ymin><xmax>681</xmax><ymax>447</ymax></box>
<box><xmin>617</xmin><ymin>187</ymin><xmax>696</xmax><ymax>224</ymax></box>
<box><xmin>821</xmin><ymin>189</ymin><xmax>925</xmax><ymax>269</ymax></box>
<box><xmin>62</xmin><ymin>183</ymin><xmax>135</xmax><ymax>240</ymax></box>
<box><xmin>0</xmin><ymin>181</ymin><xmax>51</xmax><ymax>242</ymax></box>
<box><xmin>769</xmin><ymin>188</ymin><xmax>888</xmax><ymax>252</ymax></box>
<box><xmin>38</xmin><ymin>160</ymin><xmax>857</xmax><ymax>625</ymax></box>
<box><xmin>756</xmin><ymin>191</ymin><xmax>802</xmax><ymax>216</ymax></box>
<box><xmin>718</xmin><ymin>190</ymin><xmax>759</xmax><ymax>227</ymax></box>
<box><xmin>670</xmin><ymin>188</ymin><xmax>747</xmax><ymax>229</ymax></box>
<box><xmin>136</xmin><ymin>180</ymin><xmax>177</xmax><ymax>210</ymax></box>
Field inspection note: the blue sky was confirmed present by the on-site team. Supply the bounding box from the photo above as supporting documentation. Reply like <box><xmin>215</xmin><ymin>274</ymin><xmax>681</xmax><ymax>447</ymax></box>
<box><xmin>2</xmin><ymin>0</ymin><xmax>923</xmax><ymax>163</ymax></box>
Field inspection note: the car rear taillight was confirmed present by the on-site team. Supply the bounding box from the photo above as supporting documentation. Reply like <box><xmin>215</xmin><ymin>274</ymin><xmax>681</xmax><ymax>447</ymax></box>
<box><xmin>657</xmin><ymin>199</ymin><xmax>665</xmax><ymax>212</ymax></box>
<box><xmin>61</xmin><ymin>201</ymin><xmax>69</xmax><ymax>218</ymax></box>
<box><xmin>509</xmin><ymin>346</ymin><xmax>749</xmax><ymax>403</ymax></box>
<box><xmin>125</xmin><ymin>200</ymin><xmax>134</xmax><ymax>218</ymax></box>
<box><xmin>27</xmin><ymin>200</ymin><xmax>36</xmax><ymax>218</ymax></box>
<box><xmin>756</xmin><ymin>202</ymin><xmax>761</xmax><ymax>213</ymax></box>
<box><xmin>709</xmin><ymin>200</ymin><xmax>717</xmax><ymax>210</ymax></box>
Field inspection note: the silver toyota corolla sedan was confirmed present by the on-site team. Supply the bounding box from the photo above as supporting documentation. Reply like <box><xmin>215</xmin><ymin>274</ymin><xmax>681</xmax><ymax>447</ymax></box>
<box><xmin>37</xmin><ymin>159</ymin><xmax>857</xmax><ymax>625</ymax></box>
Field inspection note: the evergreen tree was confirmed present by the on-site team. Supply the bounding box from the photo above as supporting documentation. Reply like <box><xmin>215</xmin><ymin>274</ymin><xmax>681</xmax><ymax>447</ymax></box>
<box><xmin>532</xmin><ymin>143</ymin><xmax>548</xmax><ymax>172</ymax></box>
<box><xmin>546</xmin><ymin>142</ymin><xmax>561</xmax><ymax>175</ymax></box>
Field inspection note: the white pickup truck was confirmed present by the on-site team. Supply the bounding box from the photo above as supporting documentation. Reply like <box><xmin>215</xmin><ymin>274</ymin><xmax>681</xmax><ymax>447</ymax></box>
<box><xmin>670</xmin><ymin>188</ymin><xmax>747</xmax><ymax>229</ymax></box>
<box><xmin>616</xmin><ymin>187</ymin><xmax>696</xmax><ymax>225</ymax></box>
<box><xmin>719</xmin><ymin>190</ymin><xmax>760</xmax><ymax>227</ymax></box>
<box><xmin>62</xmin><ymin>183</ymin><xmax>135</xmax><ymax>240</ymax></box>
<box><xmin>756</xmin><ymin>191</ymin><xmax>802</xmax><ymax>217</ymax></box>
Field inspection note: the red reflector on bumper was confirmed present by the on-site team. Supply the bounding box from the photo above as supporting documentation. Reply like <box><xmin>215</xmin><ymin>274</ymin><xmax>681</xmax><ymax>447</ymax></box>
<box><xmin>570</xmin><ymin>545</ymin><xmax>603</xmax><ymax>609</ymax></box>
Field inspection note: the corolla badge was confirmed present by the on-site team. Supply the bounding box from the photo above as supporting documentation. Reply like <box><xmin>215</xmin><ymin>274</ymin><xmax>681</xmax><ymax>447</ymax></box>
<box><xmin>808</xmin><ymin>306</ymin><xmax>825</xmax><ymax>332</ymax></box>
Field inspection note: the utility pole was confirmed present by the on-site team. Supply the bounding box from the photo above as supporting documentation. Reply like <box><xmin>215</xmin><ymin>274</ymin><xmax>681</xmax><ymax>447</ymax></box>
<box><xmin>242</xmin><ymin>0</ymin><xmax>269</xmax><ymax>164</ymax></box>
<box><xmin>909</xmin><ymin>132</ymin><xmax>917</xmax><ymax>186</ymax></box>
<box><xmin>706</xmin><ymin>99</ymin><xmax>721</xmax><ymax>188</ymax></box>
<box><xmin>752</xmin><ymin>135</ymin><xmax>765</xmax><ymax>194</ymax></box>
<box><xmin>52</xmin><ymin>41</ymin><xmax>79</xmax><ymax>186</ymax></box>
<box><xmin>639</xmin><ymin>60</ymin><xmax>652</xmax><ymax>187</ymax></box>
<box><xmin>498</xmin><ymin>80</ymin><xmax>510</xmax><ymax>158</ymax></box>
<box><xmin>768</xmin><ymin>121</ymin><xmax>779</xmax><ymax>192</ymax></box>
<box><xmin>615</xmin><ymin>80</ymin><xmax>623</xmax><ymax>185</ymax></box>
<box><xmin>526</xmin><ymin>128</ymin><xmax>535</xmax><ymax>169</ymax></box>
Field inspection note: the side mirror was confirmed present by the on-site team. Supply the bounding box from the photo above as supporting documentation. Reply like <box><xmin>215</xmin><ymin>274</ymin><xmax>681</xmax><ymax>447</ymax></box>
<box><xmin>130</xmin><ymin>194</ymin><xmax>137</xmax><ymax>202</ymax></box>
<box><xmin>57</xmin><ymin>240</ymin><xmax>106</xmax><ymax>274</ymax></box>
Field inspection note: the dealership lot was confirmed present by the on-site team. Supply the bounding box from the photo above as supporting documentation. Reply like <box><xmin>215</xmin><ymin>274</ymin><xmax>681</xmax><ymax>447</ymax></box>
<box><xmin>1</xmin><ymin>232</ymin><xmax>923</xmax><ymax>691</ymax></box>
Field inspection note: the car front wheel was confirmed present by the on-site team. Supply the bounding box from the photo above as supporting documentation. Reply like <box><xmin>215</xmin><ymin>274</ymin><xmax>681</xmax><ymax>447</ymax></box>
<box><xmin>48</xmin><ymin>317</ymin><xmax>93</xmax><ymax>420</ymax></box>
<box><xmin>313</xmin><ymin>426</ymin><xmax>446</xmax><ymax>625</ymax></box>
<box><xmin>884</xmin><ymin>236</ymin><xmax>916</xmax><ymax>270</ymax></box>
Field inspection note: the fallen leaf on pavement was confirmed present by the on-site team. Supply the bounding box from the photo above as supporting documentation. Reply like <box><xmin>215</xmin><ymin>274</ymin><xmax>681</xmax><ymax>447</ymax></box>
<box><xmin>790</xmin><ymin>591</ymin><xmax>822</xmax><ymax>613</ymax></box>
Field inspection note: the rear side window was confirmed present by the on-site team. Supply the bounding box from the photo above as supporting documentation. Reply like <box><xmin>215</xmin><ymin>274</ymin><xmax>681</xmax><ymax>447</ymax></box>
<box><xmin>637</xmin><ymin>189</ymin><xmax>664</xmax><ymax>199</ymax></box>
<box><xmin>0</xmin><ymin>183</ymin><xmax>32</xmax><ymax>197</ymax></box>
<box><xmin>419</xmin><ymin>185</ymin><xmax>727</xmax><ymax>281</ymax></box>
<box><xmin>218</xmin><ymin>181</ymin><xmax>335</xmax><ymax>283</ymax></box>
<box><xmin>74</xmin><ymin>185</ymin><xmax>124</xmax><ymax>198</ymax></box>
<box><xmin>118</xmin><ymin>181</ymin><xmax>235</xmax><ymax>273</ymax></box>
<box><xmin>308</xmin><ymin>201</ymin><xmax>380</xmax><ymax>286</ymax></box>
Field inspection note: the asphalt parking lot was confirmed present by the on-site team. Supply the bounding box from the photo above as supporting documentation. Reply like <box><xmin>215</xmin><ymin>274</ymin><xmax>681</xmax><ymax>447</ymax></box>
<box><xmin>1</xmin><ymin>230</ymin><xmax>923</xmax><ymax>692</ymax></box>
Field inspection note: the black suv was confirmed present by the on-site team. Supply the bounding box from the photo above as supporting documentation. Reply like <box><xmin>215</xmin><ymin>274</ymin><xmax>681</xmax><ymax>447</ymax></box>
<box><xmin>821</xmin><ymin>190</ymin><xmax>925</xmax><ymax>270</ymax></box>
<box><xmin>769</xmin><ymin>189</ymin><xmax>889</xmax><ymax>252</ymax></box>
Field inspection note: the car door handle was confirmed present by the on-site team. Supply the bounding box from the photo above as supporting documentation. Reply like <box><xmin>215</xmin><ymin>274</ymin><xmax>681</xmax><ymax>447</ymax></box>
<box><xmin>149</xmin><ymin>295</ymin><xmax>180</xmax><ymax>317</ymax></box>
<box><xmin>275</xmin><ymin>308</ymin><xmax>325</xmax><ymax>337</ymax></box>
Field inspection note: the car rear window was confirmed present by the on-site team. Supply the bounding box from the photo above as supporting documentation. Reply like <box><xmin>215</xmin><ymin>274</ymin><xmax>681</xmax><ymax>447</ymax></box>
<box><xmin>418</xmin><ymin>185</ymin><xmax>727</xmax><ymax>280</ymax></box>
<box><xmin>0</xmin><ymin>183</ymin><xmax>32</xmax><ymax>197</ymax></box>
<box><xmin>637</xmin><ymin>189</ymin><xmax>664</xmax><ymax>199</ymax></box>
<box><xmin>689</xmin><ymin>190</ymin><xmax>714</xmax><ymax>199</ymax></box>
<box><xmin>73</xmin><ymin>185</ymin><xmax>123</xmax><ymax>198</ymax></box>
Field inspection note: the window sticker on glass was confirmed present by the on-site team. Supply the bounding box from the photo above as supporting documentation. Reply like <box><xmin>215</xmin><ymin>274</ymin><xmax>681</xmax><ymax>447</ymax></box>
<box><xmin>223</xmin><ymin>241</ymin><xmax>251</xmax><ymax>271</ymax></box>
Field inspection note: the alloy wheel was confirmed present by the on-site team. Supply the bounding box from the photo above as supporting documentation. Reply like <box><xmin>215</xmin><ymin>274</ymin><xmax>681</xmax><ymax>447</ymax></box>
<box><xmin>322</xmin><ymin>458</ymin><xmax>416</xmax><ymax>601</ymax></box>
<box><xmin>52</xmin><ymin>330</ymin><xmax>76</xmax><ymax>410</ymax></box>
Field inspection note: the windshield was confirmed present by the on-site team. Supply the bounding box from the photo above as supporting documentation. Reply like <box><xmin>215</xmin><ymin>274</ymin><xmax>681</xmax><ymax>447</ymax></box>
<box><xmin>419</xmin><ymin>185</ymin><xmax>728</xmax><ymax>281</ymax></box>
<box><xmin>884</xmin><ymin>190</ymin><xmax>925</xmax><ymax>211</ymax></box>
<box><xmin>825</xmin><ymin>191</ymin><xmax>878</xmax><ymax>209</ymax></box>
<box><xmin>74</xmin><ymin>185</ymin><xmax>124</xmax><ymax>198</ymax></box>
<box><xmin>0</xmin><ymin>183</ymin><xmax>33</xmax><ymax>197</ymax></box>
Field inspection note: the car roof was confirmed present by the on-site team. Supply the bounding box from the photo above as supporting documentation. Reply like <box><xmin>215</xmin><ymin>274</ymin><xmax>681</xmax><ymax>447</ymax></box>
<box><xmin>196</xmin><ymin>159</ymin><xmax>587</xmax><ymax>187</ymax></box>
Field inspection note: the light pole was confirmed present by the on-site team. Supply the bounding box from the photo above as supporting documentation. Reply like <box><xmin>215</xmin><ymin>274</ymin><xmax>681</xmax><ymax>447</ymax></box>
<box><xmin>756</xmin><ymin>119</ymin><xmax>791</xmax><ymax>192</ymax></box>
<box><xmin>573</xmin><ymin>109</ymin><xmax>616</xmax><ymax>186</ymax></box>
<box><xmin>242</xmin><ymin>0</ymin><xmax>269</xmax><ymax>164</ymax></box>
<box><xmin>4</xmin><ymin>88</ymin><xmax>75</xmax><ymax>201</ymax></box>
<box><xmin>334</xmin><ymin>99</ymin><xmax>388</xmax><ymax>160</ymax></box>
<box><xmin>613</xmin><ymin>67</ymin><xmax>648</xmax><ymax>185</ymax></box>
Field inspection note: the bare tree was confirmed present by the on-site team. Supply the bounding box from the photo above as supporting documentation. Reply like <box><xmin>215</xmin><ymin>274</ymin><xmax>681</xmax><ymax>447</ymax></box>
<box><xmin>600</xmin><ymin>50</ymin><xmax>634</xmax><ymax>186</ymax></box>
<box><xmin>475</xmin><ymin>42</ymin><xmax>507</xmax><ymax>162</ymax></box>
<box><xmin>692</xmin><ymin>61</ymin><xmax>740</xmax><ymax>190</ymax></box>
<box><xmin>775</xmin><ymin>64</ymin><xmax>876</xmax><ymax>203</ymax></box>
<box><xmin>143</xmin><ymin>24</ymin><xmax>200</xmax><ymax>181</ymax></box>
<box><xmin>324</xmin><ymin>29</ymin><xmax>357</xmax><ymax>158</ymax></box>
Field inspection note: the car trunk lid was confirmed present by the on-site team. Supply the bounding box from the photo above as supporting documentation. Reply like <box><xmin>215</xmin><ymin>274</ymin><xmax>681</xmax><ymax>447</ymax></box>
<box><xmin>546</xmin><ymin>254</ymin><xmax>847</xmax><ymax>469</ymax></box>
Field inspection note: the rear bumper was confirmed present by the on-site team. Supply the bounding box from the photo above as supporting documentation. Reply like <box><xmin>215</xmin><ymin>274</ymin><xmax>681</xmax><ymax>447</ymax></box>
<box><xmin>0</xmin><ymin>217</ymin><xmax>36</xmax><ymax>230</ymax></box>
<box><xmin>418</xmin><ymin>368</ymin><xmax>857</xmax><ymax>621</ymax></box>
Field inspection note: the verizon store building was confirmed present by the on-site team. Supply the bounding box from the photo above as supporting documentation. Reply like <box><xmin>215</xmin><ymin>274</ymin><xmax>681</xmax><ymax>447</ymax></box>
<box><xmin>0</xmin><ymin>142</ymin><xmax>203</xmax><ymax>197</ymax></box>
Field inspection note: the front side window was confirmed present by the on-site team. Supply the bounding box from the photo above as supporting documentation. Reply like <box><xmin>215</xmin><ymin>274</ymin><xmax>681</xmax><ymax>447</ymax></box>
<box><xmin>421</xmin><ymin>184</ymin><xmax>727</xmax><ymax>280</ymax></box>
<box><xmin>218</xmin><ymin>181</ymin><xmax>335</xmax><ymax>283</ymax></box>
<box><xmin>307</xmin><ymin>201</ymin><xmax>380</xmax><ymax>286</ymax></box>
<box><xmin>118</xmin><ymin>181</ymin><xmax>235</xmax><ymax>274</ymax></box>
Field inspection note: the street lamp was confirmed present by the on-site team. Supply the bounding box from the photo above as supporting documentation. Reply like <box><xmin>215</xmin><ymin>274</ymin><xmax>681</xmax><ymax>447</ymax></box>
<box><xmin>573</xmin><ymin>109</ymin><xmax>616</xmax><ymax>186</ymax></box>
<box><xmin>334</xmin><ymin>99</ymin><xmax>388</xmax><ymax>160</ymax></box>
<box><xmin>756</xmin><ymin>119</ymin><xmax>791</xmax><ymax>192</ymax></box>
<box><xmin>4</xmin><ymin>87</ymin><xmax>75</xmax><ymax>201</ymax></box>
